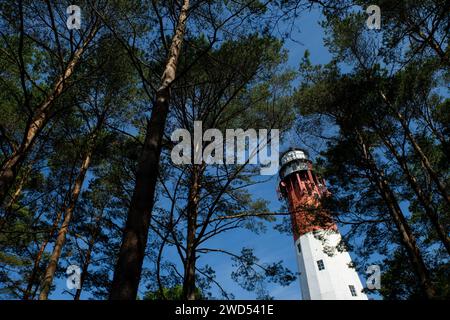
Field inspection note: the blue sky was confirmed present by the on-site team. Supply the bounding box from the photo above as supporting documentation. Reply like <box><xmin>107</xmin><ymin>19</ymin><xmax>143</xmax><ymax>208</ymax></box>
<box><xmin>49</xmin><ymin>6</ymin><xmax>377</xmax><ymax>300</ymax></box>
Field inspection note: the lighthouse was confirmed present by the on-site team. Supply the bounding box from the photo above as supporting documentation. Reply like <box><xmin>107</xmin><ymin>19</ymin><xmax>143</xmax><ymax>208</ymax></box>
<box><xmin>278</xmin><ymin>148</ymin><xmax>367</xmax><ymax>300</ymax></box>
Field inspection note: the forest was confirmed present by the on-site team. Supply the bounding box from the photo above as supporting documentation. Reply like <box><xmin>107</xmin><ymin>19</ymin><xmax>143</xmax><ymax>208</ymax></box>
<box><xmin>0</xmin><ymin>0</ymin><xmax>448</xmax><ymax>300</ymax></box>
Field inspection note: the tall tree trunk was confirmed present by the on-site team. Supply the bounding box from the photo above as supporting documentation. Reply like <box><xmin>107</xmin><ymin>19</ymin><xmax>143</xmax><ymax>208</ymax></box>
<box><xmin>109</xmin><ymin>0</ymin><xmax>190</xmax><ymax>300</ymax></box>
<box><xmin>356</xmin><ymin>131</ymin><xmax>437</xmax><ymax>299</ymax></box>
<box><xmin>377</xmin><ymin>130</ymin><xmax>450</xmax><ymax>255</ymax></box>
<box><xmin>38</xmin><ymin>147</ymin><xmax>94</xmax><ymax>300</ymax></box>
<box><xmin>23</xmin><ymin>208</ymin><xmax>65</xmax><ymax>300</ymax></box>
<box><xmin>0</xmin><ymin>24</ymin><xmax>98</xmax><ymax>204</ymax></box>
<box><xmin>183</xmin><ymin>165</ymin><xmax>202</xmax><ymax>300</ymax></box>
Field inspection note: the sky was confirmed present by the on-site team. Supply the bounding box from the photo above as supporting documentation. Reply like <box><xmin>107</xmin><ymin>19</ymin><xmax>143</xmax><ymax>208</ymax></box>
<box><xmin>49</xmin><ymin>6</ymin><xmax>377</xmax><ymax>301</ymax></box>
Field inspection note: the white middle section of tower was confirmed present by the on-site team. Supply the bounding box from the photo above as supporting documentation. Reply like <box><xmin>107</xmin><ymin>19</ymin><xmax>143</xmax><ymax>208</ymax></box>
<box><xmin>295</xmin><ymin>230</ymin><xmax>368</xmax><ymax>300</ymax></box>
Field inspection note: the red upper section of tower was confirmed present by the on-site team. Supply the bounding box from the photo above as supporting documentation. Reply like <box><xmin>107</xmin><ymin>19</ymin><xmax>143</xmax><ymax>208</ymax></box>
<box><xmin>278</xmin><ymin>150</ymin><xmax>336</xmax><ymax>240</ymax></box>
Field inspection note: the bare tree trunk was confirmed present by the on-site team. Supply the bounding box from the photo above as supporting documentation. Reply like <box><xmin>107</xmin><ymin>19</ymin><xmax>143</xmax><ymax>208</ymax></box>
<box><xmin>38</xmin><ymin>148</ymin><xmax>93</xmax><ymax>300</ymax></box>
<box><xmin>0</xmin><ymin>24</ymin><xmax>98</xmax><ymax>204</ymax></box>
<box><xmin>109</xmin><ymin>0</ymin><xmax>190</xmax><ymax>300</ymax></box>
<box><xmin>183</xmin><ymin>165</ymin><xmax>202</xmax><ymax>300</ymax></box>
<box><xmin>377</xmin><ymin>131</ymin><xmax>450</xmax><ymax>255</ymax></box>
<box><xmin>356</xmin><ymin>131</ymin><xmax>437</xmax><ymax>299</ymax></box>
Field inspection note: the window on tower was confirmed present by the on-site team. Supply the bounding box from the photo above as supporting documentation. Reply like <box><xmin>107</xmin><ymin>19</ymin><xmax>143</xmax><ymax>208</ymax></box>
<box><xmin>349</xmin><ymin>285</ymin><xmax>357</xmax><ymax>296</ymax></box>
<box><xmin>297</xmin><ymin>243</ymin><xmax>301</xmax><ymax>253</ymax></box>
<box><xmin>316</xmin><ymin>259</ymin><xmax>325</xmax><ymax>270</ymax></box>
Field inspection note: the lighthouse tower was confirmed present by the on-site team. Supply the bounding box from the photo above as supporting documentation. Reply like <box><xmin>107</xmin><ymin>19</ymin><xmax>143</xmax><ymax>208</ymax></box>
<box><xmin>278</xmin><ymin>148</ymin><xmax>367</xmax><ymax>300</ymax></box>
